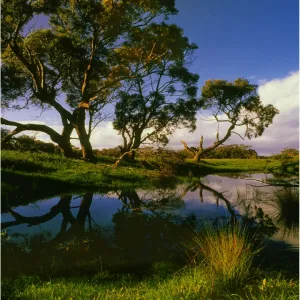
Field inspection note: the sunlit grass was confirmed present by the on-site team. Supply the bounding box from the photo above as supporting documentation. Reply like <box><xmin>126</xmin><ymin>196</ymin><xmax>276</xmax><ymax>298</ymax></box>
<box><xmin>0</xmin><ymin>150</ymin><xmax>291</xmax><ymax>207</ymax></box>
<box><xmin>186</xmin><ymin>222</ymin><xmax>262</xmax><ymax>291</ymax></box>
<box><xmin>2</xmin><ymin>268</ymin><xmax>298</xmax><ymax>300</ymax></box>
<box><xmin>1</xmin><ymin>217</ymin><xmax>298</xmax><ymax>299</ymax></box>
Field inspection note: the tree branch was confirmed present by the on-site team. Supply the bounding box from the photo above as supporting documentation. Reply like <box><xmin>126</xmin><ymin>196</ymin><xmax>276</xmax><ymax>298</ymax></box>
<box><xmin>1</xmin><ymin>118</ymin><xmax>62</xmax><ymax>144</ymax></box>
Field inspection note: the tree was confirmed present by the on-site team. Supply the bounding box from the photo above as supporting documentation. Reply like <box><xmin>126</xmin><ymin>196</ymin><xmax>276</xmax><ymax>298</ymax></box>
<box><xmin>181</xmin><ymin>78</ymin><xmax>279</xmax><ymax>162</ymax></box>
<box><xmin>113</xmin><ymin>23</ymin><xmax>199</xmax><ymax>159</ymax></box>
<box><xmin>1</xmin><ymin>1</ymin><xmax>76</xmax><ymax>157</ymax></box>
<box><xmin>1</xmin><ymin>0</ymin><xmax>178</xmax><ymax>161</ymax></box>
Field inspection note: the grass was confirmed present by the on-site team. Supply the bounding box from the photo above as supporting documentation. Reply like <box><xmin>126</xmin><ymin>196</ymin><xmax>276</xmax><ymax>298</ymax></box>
<box><xmin>2</xmin><ymin>151</ymin><xmax>298</xmax><ymax>299</ymax></box>
<box><xmin>1</xmin><ymin>149</ymin><xmax>290</xmax><ymax>210</ymax></box>
<box><xmin>1</xmin><ymin>218</ymin><xmax>298</xmax><ymax>299</ymax></box>
<box><xmin>185</xmin><ymin>222</ymin><xmax>262</xmax><ymax>291</ymax></box>
<box><xmin>2</xmin><ymin>255</ymin><xmax>298</xmax><ymax>300</ymax></box>
<box><xmin>272</xmin><ymin>188</ymin><xmax>299</xmax><ymax>237</ymax></box>
<box><xmin>1</xmin><ymin>150</ymin><xmax>283</xmax><ymax>194</ymax></box>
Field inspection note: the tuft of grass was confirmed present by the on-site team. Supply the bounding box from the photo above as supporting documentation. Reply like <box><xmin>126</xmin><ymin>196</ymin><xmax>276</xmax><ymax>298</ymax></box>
<box><xmin>272</xmin><ymin>188</ymin><xmax>299</xmax><ymax>237</ymax></box>
<box><xmin>186</xmin><ymin>222</ymin><xmax>261</xmax><ymax>291</ymax></box>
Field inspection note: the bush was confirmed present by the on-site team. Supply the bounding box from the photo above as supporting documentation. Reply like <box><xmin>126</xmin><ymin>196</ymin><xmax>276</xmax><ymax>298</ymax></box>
<box><xmin>1</xmin><ymin>131</ymin><xmax>62</xmax><ymax>154</ymax></box>
<box><xmin>180</xmin><ymin>144</ymin><xmax>258</xmax><ymax>159</ymax></box>
<box><xmin>203</xmin><ymin>144</ymin><xmax>258</xmax><ymax>159</ymax></box>
<box><xmin>95</xmin><ymin>147</ymin><xmax>121</xmax><ymax>157</ymax></box>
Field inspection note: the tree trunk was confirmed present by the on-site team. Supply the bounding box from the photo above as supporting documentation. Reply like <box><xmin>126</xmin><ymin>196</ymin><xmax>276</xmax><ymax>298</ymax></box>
<box><xmin>130</xmin><ymin>132</ymin><xmax>142</xmax><ymax>161</ymax></box>
<box><xmin>73</xmin><ymin>108</ymin><xmax>96</xmax><ymax>162</ymax></box>
<box><xmin>59</xmin><ymin>124</ymin><xmax>74</xmax><ymax>158</ymax></box>
<box><xmin>193</xmin><ymin>151</ymin><xmax>202</xmax><ymax>163</ymax></box>
<box><xmin>76</xmin><ymin>126</ymin><xmax>95</xmax><ymax>162</ymax></box>
<box><xmin>130</xmin><ymin>150</ymin><xmax>136</xmax><ymax>161</ymax></box>
<box><xmin>1</xmin><ymin>117</ymin><xmax>75</xmax><ymax>158</ymax></box>
<box><xmin>69</xmin><ymin>192</ymin><xmax>93</xmax><ymax>234</ymax></box>
<box><xmin>58</xmin><ymin>139</ymin><xmax>74</xmax><ymax>158</ymax></box>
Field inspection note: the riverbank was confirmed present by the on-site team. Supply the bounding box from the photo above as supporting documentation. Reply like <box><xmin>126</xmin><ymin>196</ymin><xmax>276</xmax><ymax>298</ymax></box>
<box><xmin>2</xmin><ymin>221</ymin><xmax>299</xmax><ymax>299</ymax></box>
<box><xmin>2</xmin><ymin>150</ymin><xmax>283</xmax><ymax>184</ymax></box>
<box><xmin>2</xmin><ymin>151</ymin><xmax>298</xmax><ymax>299</ymax></box>
<box><xmin>1</xmin><ymin>150</ymin><xmax>285</xmax><ymax>204</ymax></box>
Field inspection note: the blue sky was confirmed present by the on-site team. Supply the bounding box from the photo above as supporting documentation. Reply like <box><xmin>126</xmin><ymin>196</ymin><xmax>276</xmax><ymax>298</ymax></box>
<box><xmin>171</xmin><ymin>0</ymin><xmax>298</xmax><ymax>85</ymax></box>
<box><xmin>3</xmin><ymin>0</ymin><xmax>299</xmax><ymax>154</ymax></box>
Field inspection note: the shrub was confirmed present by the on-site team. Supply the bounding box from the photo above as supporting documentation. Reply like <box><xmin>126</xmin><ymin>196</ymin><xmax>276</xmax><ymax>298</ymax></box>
<box><xmin>203</xmin><ymin>144</ymin><xmax>258</xmax><ymax>159</ymax></box>
<box><xmin>1</xmin><ymin>130</ymin><xmax>62</xmax><ymax>154</ymax></box>
<box><xmin>95</xmin><ymin>147</ymin><xmax>122</xmax><ymax>157</ymax></box>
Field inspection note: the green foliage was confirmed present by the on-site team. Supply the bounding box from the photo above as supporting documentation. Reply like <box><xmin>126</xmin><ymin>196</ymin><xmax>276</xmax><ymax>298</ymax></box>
<box><xmin>182</xmin><ymin>144</ymin><xmax>258</xmax><ymax>159</ymax></box>
<box><xmin>201</xmin><ymin>78</ymin><xmax>279</xmax><ymax>139</ymax></box>
<box><xmin>1</xmin><ymin>131</ymin><xmax>61</xmax><ymax>153</ymax></box>
<box><xmin>279</xmin><ymin>148</ymin><xmax>299</xmax><ymax>157</ymax></box>
<box><xmin>113</xmin><ymin>22</ymin><xmax>199</xmax><ymax>154</ymax></box>
<box><xmin>272</xmin><ymin>148</ymin><xmax>299</xmax><ymax>162</ymax></box>
<box><xmin>1</xmin><ymin>259</ymin><xmax>298</xmax><ymax>300</ymax></box>
<box><xmin>1</xmin><ymin>0</ymin><xmax>180</xmax><ymax>159</ymax></box>
<box><xmin>268</xmin><ymin>149</ymin><xmax>299</xmax><ymax>177</ymax></box>
<box><xmin>181</xmin><ymin>78</ymin><xmax>279</xmax><ymax>162</ymax></box>
<box><xmin>94</xmin><ymin>147</ymin><xmax>122</xmax><ymax>158</ymax></box>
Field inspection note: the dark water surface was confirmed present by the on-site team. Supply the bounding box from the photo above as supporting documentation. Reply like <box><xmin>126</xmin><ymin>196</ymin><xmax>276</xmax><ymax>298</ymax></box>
<box><xmin>2</xmin><ymin>173</ymin><xmax>298</xmax><ymax>277</ymax></box>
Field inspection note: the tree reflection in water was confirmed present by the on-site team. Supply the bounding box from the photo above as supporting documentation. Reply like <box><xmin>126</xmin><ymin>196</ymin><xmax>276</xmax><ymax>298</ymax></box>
<box><xmin>1</xmin><ymin>181</ymin><xmax>282</xmax><ymax>277</ymax></box>
<box><xmin>2</xmin><ymin>189</ymin><xmax>196</xmax><ymax>277</ymax></box>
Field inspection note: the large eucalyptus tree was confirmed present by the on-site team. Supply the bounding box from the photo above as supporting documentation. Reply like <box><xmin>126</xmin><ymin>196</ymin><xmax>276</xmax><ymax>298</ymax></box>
<box><xmin>113</xmin><ymin>23</ymin><xmax>199</xmax><ymax>159</ymax></box>
<box><xmin>181</xmin><ymin>78</ymin><xmax>279</xmax><ymax>162</ymax></box>
<box><xmin>1</xmin><ymin>0</ymin><xmax>178</xmax><ymax>161</ymax></box>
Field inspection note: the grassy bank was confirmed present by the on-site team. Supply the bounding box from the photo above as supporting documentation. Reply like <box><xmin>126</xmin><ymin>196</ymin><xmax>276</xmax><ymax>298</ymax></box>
<box><xmin>1</xmin><ymin>150</ymin><xmax>283</xmax><ymax>190</ymax></box>
<box><xmin>1</xmin><ymin>150</ymin><xmax>288</xmax><ymax>208</ymax></box>
<box><xmin>2</xmin><ymin>223</ymin><xmax>298</xmax><ymax>300</ymax></box>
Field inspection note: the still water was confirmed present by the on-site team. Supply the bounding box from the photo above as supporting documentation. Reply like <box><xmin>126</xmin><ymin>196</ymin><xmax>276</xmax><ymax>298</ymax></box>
<box><xmin>2</xmin><ymin>173</ymin><xmax>298</xmax><ymax>276</ymax></box>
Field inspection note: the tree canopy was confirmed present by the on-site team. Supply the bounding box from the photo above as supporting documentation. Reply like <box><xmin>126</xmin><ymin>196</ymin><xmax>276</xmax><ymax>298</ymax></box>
<box><xmin>182</xmin><ymin>78</ymin><xmax>279</xmax><ymax>162</ymax></box>
<box><xmin>1</xmin><ymin>0</ymin><xmax>179</xmax><ymax>161</ymax></box>
<box><xmin>112</xmin><ymin>23</ymin><xmax>199</xmax><ymax>158</ymax></box>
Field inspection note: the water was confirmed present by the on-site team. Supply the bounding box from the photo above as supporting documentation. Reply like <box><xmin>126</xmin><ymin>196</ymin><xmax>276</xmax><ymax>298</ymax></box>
<box><xmin>2</xmin><ymin>173</ymin><xmax>298</xmax><ymax>276</ymax></box>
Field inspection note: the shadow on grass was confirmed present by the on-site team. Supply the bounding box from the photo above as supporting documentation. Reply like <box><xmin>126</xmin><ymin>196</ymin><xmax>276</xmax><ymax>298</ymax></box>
<box><xmin>1</xmin><ymin>160</ymin><xmax>56</xmax><ymax>173</ymax></box>
<box><xmin>175</xmin><ymin>162</ymin><xmax>242</xmax><ymax>176</ymax></box>
<box><xmin>1</xmin><ymin>171</ymin><xmax>110</xmax><ymax>210</ymax></box>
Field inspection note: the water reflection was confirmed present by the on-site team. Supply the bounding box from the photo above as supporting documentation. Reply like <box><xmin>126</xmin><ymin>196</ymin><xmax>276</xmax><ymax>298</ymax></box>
<box><xmin>1</xmin><ymin>174</ymin><xmax>298</xmax><ymax>277</ymax></box>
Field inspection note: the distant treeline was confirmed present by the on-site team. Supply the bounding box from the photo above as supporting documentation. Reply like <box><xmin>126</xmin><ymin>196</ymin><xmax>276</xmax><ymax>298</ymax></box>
<box><xmin>179</xmin><ymin>144</ymin><xmax>258</xmax><ymax>159</ymax></box>
<box><xmin>3</xmin><ymin>129</ymin><xmax>298</xmax><ymax>160</ymax></box>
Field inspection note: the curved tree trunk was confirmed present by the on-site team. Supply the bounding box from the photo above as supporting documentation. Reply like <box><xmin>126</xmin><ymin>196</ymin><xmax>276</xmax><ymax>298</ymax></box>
<box><xmin>2</xmin><ymin>195</ymin><xmax>73</xmax><ymax>229</ymax></box>
<box><xmin>1</xmin><ymin>118</ymin><xmax>75</xmax><ymax>158</ymax></box>
<box><xmin>129</xmin><ymin>131</ymin><xmax>142</xmax><ymax>161</ymax></box>
<box><xmin>193</xmin><ymin>151</ymin><xmax>202</xmax><ymax>163</ymax></box>
<box><xmin>73</xmin><ymin>107</ymin><xmax>96</xmax><ymax>162</ymax></box>
<box><xmin>181</xmin><ymin>123</ymin><xmax>236</xmax><ymax>163</ymax></box>
<box><xmin>60</xmin><ymin>124</ymin><xmax>74</xmax><ymax>158</ymax></box>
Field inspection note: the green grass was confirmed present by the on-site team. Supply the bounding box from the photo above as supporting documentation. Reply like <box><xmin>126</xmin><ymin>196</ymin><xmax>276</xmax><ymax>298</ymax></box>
<box><xmin>185</xmin><ymin>223</ymin><xmax>261</xmax><ymax>291</ymax></box>
<box><xmin>2</xmin><ymin>219</ymin><xmax>298</xmax><ymax>299</ymax></box>
<box><xmin>2</xmin><ymin>264</ymin><xmax>298</xmax><ymax>300</ymax></box>
<box><xmin>0</xmin><ymin>150</ymin><xmax>291</xmax><ymax>206</ymax></box>
<box><xmin>183</xmin><ymin>158</ymin><xmax>282</xmax><ymax>174</ymax></box>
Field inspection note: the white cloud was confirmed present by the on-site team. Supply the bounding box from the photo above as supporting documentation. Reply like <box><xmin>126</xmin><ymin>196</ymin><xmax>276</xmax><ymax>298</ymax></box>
<box><xmin>89</xmin><ymin>122</ymin><xmax>122</xmax><ymax>149</ymax></box>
